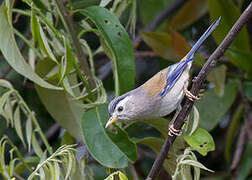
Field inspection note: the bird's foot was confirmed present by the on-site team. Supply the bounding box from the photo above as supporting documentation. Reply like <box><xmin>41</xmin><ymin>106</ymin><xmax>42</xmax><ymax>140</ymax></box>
<box><xmin>168</xmin><ymin>124</ymin><xmax>181</xmax><ymax>136</ymax></box>
<box><xmin>192</xmin><ymin>76</ymin><xmax>197</xmax><ymax>82</ymax></box>
<box><xmin>183</xmin><ymin>85</ymin><xmax>200</xmax><ymax>101</ymax></box>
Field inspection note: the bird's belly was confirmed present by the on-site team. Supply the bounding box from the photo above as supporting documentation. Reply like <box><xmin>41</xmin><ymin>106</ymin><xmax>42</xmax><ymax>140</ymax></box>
<box><xmin>157</xmin><ymin>71</ymin><xmax>189</xmax><ymax>117</ymax></box>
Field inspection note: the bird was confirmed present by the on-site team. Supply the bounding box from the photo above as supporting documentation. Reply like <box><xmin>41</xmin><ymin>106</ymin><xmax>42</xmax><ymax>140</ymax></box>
<box><xmin>105</xmin><ymin>17</ymin><xmax>221</xmax><ymax>136</ymax></box>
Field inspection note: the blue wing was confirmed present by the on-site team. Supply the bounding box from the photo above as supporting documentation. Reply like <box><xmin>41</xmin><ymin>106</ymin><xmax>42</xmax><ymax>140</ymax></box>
<box><xmin>158</xmin><ymin>58</ymin><xmax>192</xmax><ymax>96</ymax></box>
<box><xmin>158</xmin><ymin>17</ymin><xmax>221</xmax><ymax>96</ymax></box>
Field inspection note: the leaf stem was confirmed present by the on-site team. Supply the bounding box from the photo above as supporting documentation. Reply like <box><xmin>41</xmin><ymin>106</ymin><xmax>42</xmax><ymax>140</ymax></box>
<box><xmin>4</xmin><ymin>136</ymin><xmax>32</xmax><ymax>172</ymax></box>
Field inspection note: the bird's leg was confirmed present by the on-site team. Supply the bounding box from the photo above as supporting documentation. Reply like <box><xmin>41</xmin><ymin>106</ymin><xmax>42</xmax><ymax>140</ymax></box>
<box><xmin>183</xmin><ymin>84</ymin><xmax>200</xmax><ymax>101</ymax></box>
<box><xmin>168</xmin><ymin>106</ymin><xmax>182</xmax><ymax>137</ymax></box>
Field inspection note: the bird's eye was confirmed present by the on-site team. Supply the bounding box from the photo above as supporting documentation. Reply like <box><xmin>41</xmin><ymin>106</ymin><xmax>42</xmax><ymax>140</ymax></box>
<box><xmin>117</xmin><ymin>106</ymin><xmax>123</xmax><ymax>112</ymax></box>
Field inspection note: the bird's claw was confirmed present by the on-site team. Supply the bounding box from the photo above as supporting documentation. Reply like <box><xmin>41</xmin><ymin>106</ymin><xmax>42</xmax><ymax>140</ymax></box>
<box><xmin>183</xmin><ymin>85</ymin><xmax>200</xmax><ymax>101</ymax></box>
<box><xmin>192</xmin><ymin>77</ymin><xmax>197</xmax><ymax>82</ymax></box>
<box><xmin>168</xmin><ymin>124</ymin><xmax>181</xmax><ymax>136</ymax></box>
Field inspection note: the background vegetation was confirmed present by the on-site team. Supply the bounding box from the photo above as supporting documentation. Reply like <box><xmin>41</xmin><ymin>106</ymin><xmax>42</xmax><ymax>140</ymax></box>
<box><xmin>0</xmin><ymin>0</ymin><xmax>251</xmax><ymax>179</ymax></box>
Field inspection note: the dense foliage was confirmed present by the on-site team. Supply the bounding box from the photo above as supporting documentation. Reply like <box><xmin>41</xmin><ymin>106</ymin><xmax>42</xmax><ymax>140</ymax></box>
<box><xmin>0</xmin><ymin>0</ymin><xmax>251</xmax><ymax>179</ymax></box>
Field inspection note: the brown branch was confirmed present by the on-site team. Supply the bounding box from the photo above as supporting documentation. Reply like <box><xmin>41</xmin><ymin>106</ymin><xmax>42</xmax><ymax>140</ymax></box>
<box><xmin>134</xmin><ymin>51</ymin><xmax>157</xmax><ymax>58</ymax></box>
<box><xmin>230</xmin><ymin>125</ymin><xmax>247</xmax><ymax>175</ymax></box>
<box><xmin>55</xmin><ymin>0</ymin><xmax>96</xmax><ymax>90</ymax></box>
<box><xmin>147</xmin><ymin>2</ymin><xmax>252</xmax><ymax>179</ymax></box>
<box><xmin>133</xmin><ymin>0</ymin><xmax>185</xmax><ymax>47</ymax></box>
<box><xmin>1</xmin><ymin>66</ymin><xmax>12</xmax><ymax>79</ymax></box>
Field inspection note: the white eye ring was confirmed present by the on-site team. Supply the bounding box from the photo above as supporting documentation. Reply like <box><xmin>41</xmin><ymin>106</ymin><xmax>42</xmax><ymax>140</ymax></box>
<box><xmin>118</xmin><ymin>106</ymin><xmax>123</xmax><ymax>112</ymax></box>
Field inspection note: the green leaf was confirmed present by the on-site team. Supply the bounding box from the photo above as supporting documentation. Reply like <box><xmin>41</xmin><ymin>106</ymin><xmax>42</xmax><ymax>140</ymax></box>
<box><xmin>207</xmin><ymin>65</ymin><xmax>227</xmax><ymax>96</ymax></box>
<box><xmin>208</xmin><ymin>0</ymin><xmax>250</xmax><ymax>51</ymax></box>
<box><xmin>136</xmin><ymin>137</ymin><xmax>163</xmax><ymax>153</ymax></box>
<box><xmin>36</xmin><ymin>18</ymin><xmax>57</xmax><ymax>63</ymax></box>
<box><xmin>31</xmin><ymin>7</ymin><xmax>39</xmax><ymax>45</ymax></box>
<box><xmin>72</xmin><ymin>0</ymin><xmax>100</xmax><ymax>9</ymax></box>
<box><xmin>58</xmin><ymin>38</ymin><xmax>74</xmax><ymax>84</ymax></box>
<box><xmin>0</xmin><ymin>91</ymin><xmax>12</xmax><ymax>119</ymax></box>
<box><xmin>184</xmin><ymin>128</ymin><xmax>215</xmax><ymax>156</ymax></box>
<box><xmin>226</xmin><ymin>48</ymin><xmax>252</xmax><ymax>77</ymax></box>
<box><xmin>0</xmin><ymin>79</ymin><xmax>13</xmax><ymax>89</ymax></box>
<box><xmin>106</xmin><ymin>125</ymin><xmax>137</xmax><ymax>162</ymax></box>
<box><xmin>13</xmin><ymin>106</ymin><xmax>25</xmax><ymax>147</ymax></box>
<box><xmin>105</xmin><ymin>171</ymin><xmax>128</xmax><ymax>180</ymax></box>
<box><xmin>136</xmin><ymin>137</ymin><xmax>177</xmax><ymax>175</ymax></box>
<box><xmin>14</xmin><ymin>156</ymin><xmax>40</xmax><ymax>174</ymax></box>
<box><xmin>61</xmin><ymin>131</ymin><xmax>75</xmax><ymax>146</ymax></box>
<box><xmin>32</xmin><ymin>133</ymin><xmax>43</xmax><ymax>157</ymax></box>
<box><xmin>224</xmin><ymin>104</ymin><xmax>243</xmax><ymax>163</ymax></box>
<box><xmin>141</xmin><ymin>31</ymin><xmax>204</xmax><ymax>65</ymax></box>
<box><xmin>196</xmin><ymin>81</ymin><xmax>238</xmax><ymax>131</ymax></box>
<box><xmin>33</xmin><ymin>0</ymin><xmax>49</xmax><ymax>12</ymax></box>
<box><xmin>141</xmin><ymin>31</ymin><xmax>179</xmax><ymax>60</ymax></box>
<box><xmin>81</xmin><ymin>104</ymin><xmax>137</xmax><ymax>168</ymax></box>
<box><xmin>179</xmin><ymin>159</ymin><xmax>214</xmax><ymax>172</ymax></box>
<box><xmin>118</xmin><ymin>171</ymin><xmax>128</xmax><ymax>180</ymax></box>
<box><xmin>99</xmin><ymin>0</ymin><xmax>112</xmax><ymax>7</ymax></box>
<box><xmin>139</xmin><ymin>0</ymin><xmax>173</xmax><ymax>25</ymax></box>
<box><xmin>35</xmin><ymin>58</ymin><xmax>83</xmax><ymax>139</ymax></box>
<box><xmin>185</xmin><ymin>105</ymin><xmax>200</xmax><ymax>136</ymax></box>
<box><xmin>79</xmin><ymin>6</ymin><xmax>135</xmax><ymax>96</ymax></box>
<box><xmin>236</xmin><ymin>144</ymin><xmax>252</xmax><ymax>180</ymax></box>
<box><xmin>0</xmin><ymin>3</ymin><xmax>61</xmax><ymax>90</ymax></box>
<box><xmin>26</xmin><ymin>116</ymin><xmax>33</xmax><ymax>152</ymax></box>
<box><xmin>139</xmin><ymin>118</ymin><xmax>169</xmax><ymax>137</ymax></box>
<box><xmin>169</xmin><ymin>0</ymin><xmax>208</xmax><ymax>30</ymax></box>
<box><xmin>243</xmin><ymin>81</ymin><xmax>252</xmax><ymax>101</ymax></box>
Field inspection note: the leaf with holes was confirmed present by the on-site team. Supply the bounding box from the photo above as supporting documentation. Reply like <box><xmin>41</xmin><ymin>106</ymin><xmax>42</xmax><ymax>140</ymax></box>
<box><xmin>79</xmin><ymin>6</ymin><xmax>135</xmax><ymax>96</ymax></box>
<box><xmin>184</xmin><ymin>128</ymin><xmax>215</xmax><ymax>156</ymax></box>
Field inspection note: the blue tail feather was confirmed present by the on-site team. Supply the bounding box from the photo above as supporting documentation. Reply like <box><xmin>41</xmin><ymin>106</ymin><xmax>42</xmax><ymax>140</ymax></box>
<box><xmin>157</xmin><ymin>18</ymin><xmax>220</xmax><ymax>97</ymax></box>
<box><xmin>186</xmin><ymin>17</ymin><xmax>221</xmax><ymax>60</ymax></box>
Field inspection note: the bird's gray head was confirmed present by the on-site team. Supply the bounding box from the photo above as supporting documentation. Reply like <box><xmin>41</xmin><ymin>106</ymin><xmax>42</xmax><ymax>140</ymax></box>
<box><xmin>106</xmin><ymin>92</ymin><xmax>138</xmax><ymax>128</ymax></box>
<box><xmin>105</xmin><ymin>88</ymin><xmax>156</xmax><ymax>128</ymax></box>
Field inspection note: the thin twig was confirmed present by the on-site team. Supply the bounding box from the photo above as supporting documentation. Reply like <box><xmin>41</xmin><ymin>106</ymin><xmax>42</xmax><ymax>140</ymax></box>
<box><xmin>147</xmin><ymin>2</ymin><xmax>252</xmax><ymax>179</ymax></box>
<box><xmin>238</xmin><ymin>80</ymin><xmax>252</xmax><ymax>149</ymax></box>
<box><xmin>230</xmin><ymin>125</ymin><xmax>247</xmax><ymax>175</ymax></box>
<box><xmin>1</xmin><ymin>66</ymin><xmax>11</xmax><ymax>79</ymax></box>
<box><xmin>134</xmin><ymin>51</ymin><xmax>157</xmax><ymax>58</ymax></box>
<box><xmin>129</xmin><ymin>163</ymin><xmax>140</xmax><ymax>180</ymax></box>
<box><xmin>133</xmin><ymin>0</ymin><xmax>185</xmax><ymax>47</ymax></box>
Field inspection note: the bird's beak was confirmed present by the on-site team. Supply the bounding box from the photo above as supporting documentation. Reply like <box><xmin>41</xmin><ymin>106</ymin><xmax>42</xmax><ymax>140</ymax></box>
<box><xmin>105</xmin><ymin>116</ymin><xmax>118</xmax><ymax>128</ymax></box>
